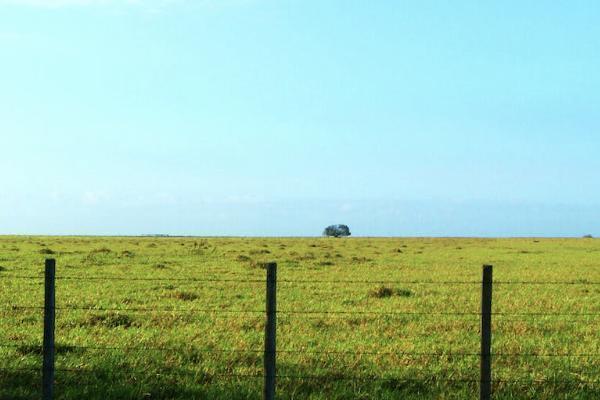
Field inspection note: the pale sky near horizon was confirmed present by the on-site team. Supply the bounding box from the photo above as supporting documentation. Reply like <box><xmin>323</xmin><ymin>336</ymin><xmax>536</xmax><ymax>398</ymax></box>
<box><xmin>1</xmin><ymin>0</ymin><xmax>599</xmax><ymax>236</ymax></box>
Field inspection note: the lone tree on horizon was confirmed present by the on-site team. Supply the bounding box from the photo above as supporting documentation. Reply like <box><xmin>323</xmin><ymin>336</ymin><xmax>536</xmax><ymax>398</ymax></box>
<box><xmin>323</xmin><ymin>224</ymin><xmax>351</xmax><ymax>238</ymax></box>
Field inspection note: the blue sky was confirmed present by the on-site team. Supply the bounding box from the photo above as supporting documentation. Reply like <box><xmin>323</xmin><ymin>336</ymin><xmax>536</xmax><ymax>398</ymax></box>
<box><xmin>1</xmin><ymin>0</ymin><xmax>599</xmax><ymax>236</ymax></box>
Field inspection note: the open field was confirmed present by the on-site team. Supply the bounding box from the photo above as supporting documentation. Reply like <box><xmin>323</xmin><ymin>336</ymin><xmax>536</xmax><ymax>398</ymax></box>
<box><xmin>1</xmin><ymin>236</ymin><xmax>599</xmax><ymax>399</ymax></box>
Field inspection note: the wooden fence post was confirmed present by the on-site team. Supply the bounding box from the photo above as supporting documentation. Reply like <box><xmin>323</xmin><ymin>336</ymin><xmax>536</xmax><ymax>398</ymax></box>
<box><xmin>264</xmin><ymin>262</ymin><xmax>277</xmax><ymax>400</ymax></box>
<box><xmin>43</xmin><ymin>259</ymin><xmax>56</xmax><ymax>400</ymax></box>
<box><xmin>480</xmin><ymin>264</ymin><xmax>493</xmax><ymax>400</ymax></box>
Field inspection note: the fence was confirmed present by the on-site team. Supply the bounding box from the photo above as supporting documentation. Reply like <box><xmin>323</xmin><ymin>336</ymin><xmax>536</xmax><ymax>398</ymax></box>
<box><xmin>1</xmin><ymin>258</ymin><xmax>599</xmax><ymax>399</ymax></box>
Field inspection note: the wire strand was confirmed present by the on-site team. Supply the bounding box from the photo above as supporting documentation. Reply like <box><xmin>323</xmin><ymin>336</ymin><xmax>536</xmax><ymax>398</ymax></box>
<box><xmin>4</xmin><ymin>305</ymin><xmax>600</xmax><ymax>317</ymax></box>
<box><xmin>2</xmin><ymin>343</ymin><xmax>599</xmax><ymax>359</ymax></box>
<box><xmin>3</xmin><ymin>275</ymin><xmax>600</xmax><ymax>285</ymax></box>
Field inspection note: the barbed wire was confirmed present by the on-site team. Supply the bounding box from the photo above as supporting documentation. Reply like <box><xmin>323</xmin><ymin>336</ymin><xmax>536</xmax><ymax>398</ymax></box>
<box><xmin>2</xmin><ymin>342</ymin><xmax>599</xmax><ymax>359</ymax></box>
<box><xmin>3</xmin><ymin>266</ymin><xmax>600</xmax><ymax>393</ymax></box>
<box><xmin>3</xmin><ymin>274</ymin><xmax>600</xmax><ymax>285</ymax></box>
<box><xmin>3</xmin><ymin>305</ymin><xmax>600</xmax><ymax>317</ymax></box>
<box><xmin>0</xmin><ymin>366</ymin><xmax>41</xmax><ymax>373</ymax></box>
<box><xmin>1</xmin><ymin>367</ymin><xmax>599</xmax><ymax>387</ymax></box>
<box><xmin>1</xmin><ymin>275</ymin><xmax>265</xmax><ymax>283</ymax></box>
<box><xmin>284</xmin><ymin>280</ymin><xmax>600</xmax><ymax>286</ymax></box>
<box><xmin>276</xmin><ymin>376</ymin><xmax>600</xmax><ymax>384</ymax></box>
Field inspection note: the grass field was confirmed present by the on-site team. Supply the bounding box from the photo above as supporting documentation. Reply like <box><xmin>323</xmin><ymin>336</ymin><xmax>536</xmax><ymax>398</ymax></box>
<box><xmin>1</xmin><ymin>236</ymin><xmax>599</xmax><ymax>399</ymax></box>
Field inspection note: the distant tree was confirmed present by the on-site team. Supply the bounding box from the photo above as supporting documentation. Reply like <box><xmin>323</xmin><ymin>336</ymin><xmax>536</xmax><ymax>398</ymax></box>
<box><xmin>323</xmin><ymin>224</ymin><xmax>351</xmax><ymax>238</ymax></box>
<box><xmin>583</xmin><ymin>234</ymin><xmax>593</xmax><ymax>238</ymax></box>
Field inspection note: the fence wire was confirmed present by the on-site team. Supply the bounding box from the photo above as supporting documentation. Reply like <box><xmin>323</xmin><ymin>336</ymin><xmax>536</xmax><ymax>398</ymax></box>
<box><xmin>2</xmin><ymin>342</ymin><xmax>600</xmax><ymax>359</ymax></box>
<box><xmin>2</xmin><ymin>266</ymin><xmax>600</xmax><ymax>396</ymax></box>
<box><xmin>3</xmin><ymin>274</ymin><xmax>600</xmax><ymax>285</ymax></box>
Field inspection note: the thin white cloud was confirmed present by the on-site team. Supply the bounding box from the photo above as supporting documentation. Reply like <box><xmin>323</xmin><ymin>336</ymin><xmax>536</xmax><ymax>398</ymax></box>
<box><xmin>1</xmin><ymin>0</ymin><xmax>120</xmax><ymax>6</ymax></box>
<box><xmin>0</xmin><ymin>0</ymin><xmax>252</xmax><ymax>7</ymax></box>
<box><xmin>0</xmin><ymin>0</ymin><xmax>176</xmax><ymax>8</ymax></box>
<box><xmin>339</xmin><ymin>203</ymin><xmax>354</xmax><ymax>213</ymax></box>
<box><xmin>82</xmin><ymin>191</ymin><xmax>109</xmax><ymax>206</ymax></box>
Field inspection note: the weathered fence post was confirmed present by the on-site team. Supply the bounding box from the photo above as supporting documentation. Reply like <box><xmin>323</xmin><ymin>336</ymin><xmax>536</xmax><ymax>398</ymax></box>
<box><xmin>480</xmin><ymin>264</ymin><xmax>493</xmax><ymax>400</ymax></box>
<box><xmin>264</xmin><ymin>262</ymin><xmax>277</xmax><ymax>400</ymax></box>
<box><xmin>43</xmin><ymin>259</ymin><xmax>56</xmax><ymax>400</ymax></box>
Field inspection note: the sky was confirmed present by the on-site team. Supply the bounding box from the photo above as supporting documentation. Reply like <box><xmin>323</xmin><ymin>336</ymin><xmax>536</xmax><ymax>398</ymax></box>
<box><xmin>0</xmin><ymin>0</ymin><xmax>599</xmax><ymax>237</ymax></box>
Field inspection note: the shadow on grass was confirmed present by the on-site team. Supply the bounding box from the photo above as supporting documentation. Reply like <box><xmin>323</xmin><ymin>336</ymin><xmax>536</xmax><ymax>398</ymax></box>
<box><xmin>0</xmin><ymin>368</ymin><xmax>261</xmax><ymax>400</ymax></box>
<box><xmin>1</xmin><ymin>365</ymin><xmax>599</xmax><ymax>400</ymax></box>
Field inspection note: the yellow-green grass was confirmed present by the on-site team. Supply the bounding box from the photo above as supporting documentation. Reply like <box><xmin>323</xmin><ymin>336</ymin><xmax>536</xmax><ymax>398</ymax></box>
<box><xmin>1</xmin><ymin>236</ymin><xmax>599</xmax><ymax>399</ymax></box>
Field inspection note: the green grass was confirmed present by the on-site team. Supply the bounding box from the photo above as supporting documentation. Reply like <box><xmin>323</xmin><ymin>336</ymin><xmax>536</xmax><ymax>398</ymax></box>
<box><xmin>1</xmin><ymin>236</ymin><xmax>599</xmax><ymax>399</ymax></box>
